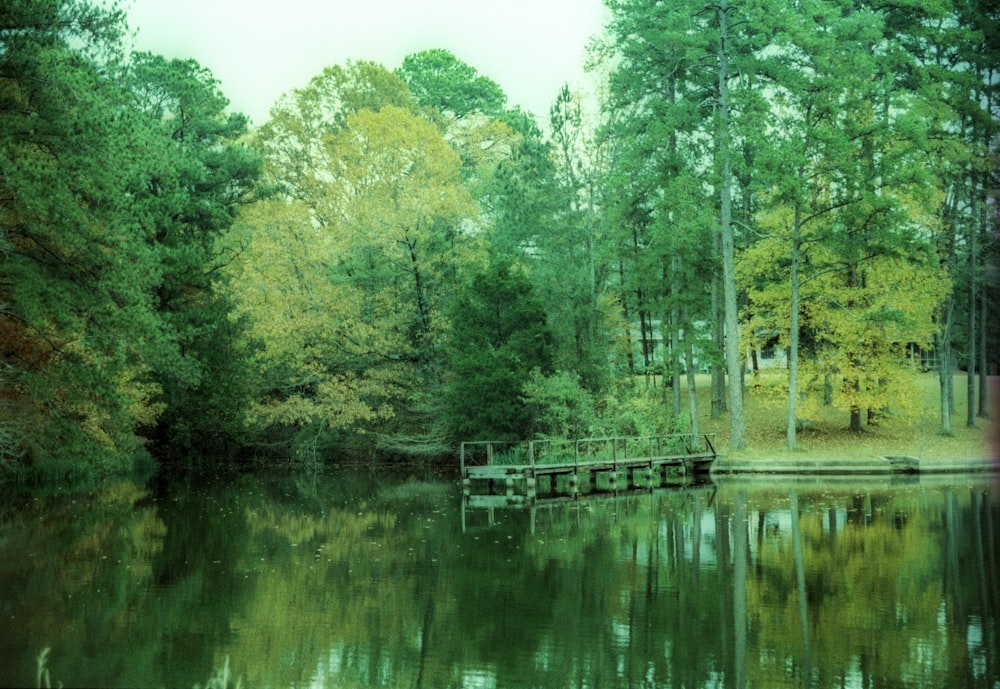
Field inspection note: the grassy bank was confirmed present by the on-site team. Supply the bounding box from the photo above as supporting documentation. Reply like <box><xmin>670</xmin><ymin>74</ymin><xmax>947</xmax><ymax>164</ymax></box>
<box><xmin>693</xmin><ymin>371</ymin><xmax>996</xmax><ymax>461</ymax></box>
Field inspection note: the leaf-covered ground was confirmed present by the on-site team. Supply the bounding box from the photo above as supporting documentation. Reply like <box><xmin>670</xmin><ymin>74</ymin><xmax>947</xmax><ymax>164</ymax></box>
<box><xmin>700</xmin><ymin>372</ymin><xmax>996</xmax><ymax>461</ymax></box>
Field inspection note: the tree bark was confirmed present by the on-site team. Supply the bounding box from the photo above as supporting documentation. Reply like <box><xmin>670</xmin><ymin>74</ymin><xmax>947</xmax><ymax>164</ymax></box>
<box><xmin>938</xmin><ymin>302</ymin><xmax>955</xmax><ymax>436</ymax></box>
<box><xmin>850</xmin><ymin>405</ymin><xmax>863</xmax><ymax>433</ymax></box>
<box><xmin>787</xmin><ymin>197</ymin><xmax>802</xmax><ymax>449</ymax></box>
<box><xmin>940</xmin><ymin>178</ymin><xmax>961</xmax><ymax>430</ymax></box>
<box><xmin>404</xmin><ymin>231</ymin><xmax>431</xmax><ymax>335</ymax></box>
<box><xmin>670</xmin><ymin>256</ymin><xmax>683</xmax><ymax>416</ymax></box>
<box><xmin>712</xmin><ymin>233</ymin><xmax>727</xmax><ymax>418</ymax></box>
<box><xmin>619</xmin><ymin>259</ymin><xmax>636</xmax><ymax>374</ymax></box>
<box><xmin>978</xmin><ymin>74</ymin><xmax>993</xmax><ymax>421</ymax></box>
<box><xmin>685</xmin><ymin>307</ymin><xmax>700</xmax><ymax>438</ymax></box>
<box><xmin>967</xmin><ymin>170</ymin><xmax>978</xmax><ymax>429</ymax></box>
<box><xmin>979</xmin><ymin>286</ymin><xmax>989</xmax><ymax>419</ymax></box>
<box><xmin>718</xmin><ymin>0</ymin><xmax>746</xmax><ymax>450</ymax></box>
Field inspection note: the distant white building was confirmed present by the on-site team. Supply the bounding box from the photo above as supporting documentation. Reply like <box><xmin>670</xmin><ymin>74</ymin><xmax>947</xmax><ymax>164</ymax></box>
<box><xmin>627</xmin><ymin>319</ymin><xmax>713</xmax><ymax>374</ymax></box>
<box><xmin>748</xmin><ymin>334</ymin><xmax>788</xmax><ymax>371</ymax></box>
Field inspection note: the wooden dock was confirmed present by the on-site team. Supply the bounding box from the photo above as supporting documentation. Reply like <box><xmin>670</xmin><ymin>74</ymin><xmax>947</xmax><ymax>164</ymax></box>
<box><xmin>460</xmin><ymin>434</ymin><xmax>717</xmax><ymax>499</ymax></box>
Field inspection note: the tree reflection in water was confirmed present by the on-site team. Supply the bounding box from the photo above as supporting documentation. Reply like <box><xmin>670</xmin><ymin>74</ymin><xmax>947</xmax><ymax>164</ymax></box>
<box><xmin>0</xmin><ymin>470</ymin><xmax>996</xmax><ymax>688</ymax></box>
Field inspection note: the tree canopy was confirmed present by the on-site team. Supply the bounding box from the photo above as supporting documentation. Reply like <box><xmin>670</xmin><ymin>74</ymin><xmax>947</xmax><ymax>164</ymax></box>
<box><xmin>1</xmin><ymin>2</ymin><xmax>995</xmax><ymax>482</ymax></box>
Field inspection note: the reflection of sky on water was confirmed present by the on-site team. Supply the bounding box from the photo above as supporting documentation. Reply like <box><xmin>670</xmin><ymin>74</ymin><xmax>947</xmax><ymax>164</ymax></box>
<box><xmin>461</xmin><ymin>668</ymin><xmax>498</xmax><ymax>689</ymax></box>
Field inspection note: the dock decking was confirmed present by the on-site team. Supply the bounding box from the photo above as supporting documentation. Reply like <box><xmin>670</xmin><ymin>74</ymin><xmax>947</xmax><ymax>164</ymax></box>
<box><xmin>460</xmin><ymin>434</ymin><xmax>717</xmax><ymax>499</ymax></box>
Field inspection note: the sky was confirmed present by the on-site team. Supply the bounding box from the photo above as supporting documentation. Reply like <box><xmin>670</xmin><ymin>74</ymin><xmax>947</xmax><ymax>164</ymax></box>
<box><xmin>125</xmin><ymin>0</ymin><xmax>608</xmax><ymax>127</ymax></box>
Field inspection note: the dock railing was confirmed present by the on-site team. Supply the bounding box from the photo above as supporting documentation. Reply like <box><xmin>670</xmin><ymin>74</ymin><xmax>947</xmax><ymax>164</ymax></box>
<box><xmin>460</xmin><ymin>433</ymin><xmax>717</xmax><ymax>475</ymax></box>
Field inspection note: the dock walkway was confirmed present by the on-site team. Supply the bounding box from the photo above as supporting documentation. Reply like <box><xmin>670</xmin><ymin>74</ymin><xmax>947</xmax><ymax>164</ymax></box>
<box><xmin>460</xmin><ymin>434</ymin><xmax>717</xmax><ymax>499</ymax></box>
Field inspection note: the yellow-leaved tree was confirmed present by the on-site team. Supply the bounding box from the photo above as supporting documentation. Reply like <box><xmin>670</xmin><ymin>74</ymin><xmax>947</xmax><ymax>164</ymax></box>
<box><xmin>227</xmin><ymin>199</ymin><xmax>405</xmax><ymax>432</ymax></box>
<box><xmin>741</xmin><ymin>210</ymin><xmax>950</xmax><ymax>431</ymax></box>
<box><xmin>223</xmin><ymin>63</ymin><xmax>476</xmax><ymax>454</ymax></box>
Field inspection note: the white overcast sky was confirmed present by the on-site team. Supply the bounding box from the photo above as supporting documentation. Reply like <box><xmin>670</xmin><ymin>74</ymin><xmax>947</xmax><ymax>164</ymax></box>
<box><xmin>125</xmin><ymin>0</ymin><xmax>607</xmax><ymax>127</ymax></box>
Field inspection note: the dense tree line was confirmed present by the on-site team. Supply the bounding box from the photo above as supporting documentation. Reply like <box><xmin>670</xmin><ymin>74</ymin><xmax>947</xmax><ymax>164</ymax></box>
<box><xmin>601</xmin><ymin>0</ymin><xmax>998</xmax><ymax>448</ymax></box>
<box><xmin>0</xmin><ymin>0</ymin><xmax>995</xmax><ymax>482</ymax></box>
<box><xmin>1</xmin><ymin>0</ymin><xmax>260</xmax><ymax>480</ymax></box>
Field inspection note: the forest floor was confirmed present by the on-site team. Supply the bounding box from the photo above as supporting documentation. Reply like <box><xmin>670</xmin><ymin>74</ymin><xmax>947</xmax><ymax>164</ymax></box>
<box><xmin>694</xmin><ymin>371</ymin><xmax>998</xmax><ymax>462</ymax></box>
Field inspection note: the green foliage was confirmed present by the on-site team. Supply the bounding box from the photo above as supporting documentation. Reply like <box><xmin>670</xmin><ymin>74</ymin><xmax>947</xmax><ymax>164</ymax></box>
<box><xmin>593</xmin><ymin>379</ymin><xmax>672</xmax><ymax>438</ymax></box>
<box><xmin>601</xmin><ymin>0</ymin><xmax>995</xmax><ymax>444</ymax></box>
<box><xmin>521</xmin><ymin>369</ymin><xmax>596</xmax><ymax>439</ymax></box>
<box><xmin>1</xmin><ymin>0</ymin><xmax>993</xmax><ymax>474</ymax></box>
<box><xmin>486</xmin><ymin>120</ymin><xmax>562</xmax><ymax>257</ymax></box>
<box><xmin>445</xmin><ymin>259</ymin><xmax>553</xmax><ymax>440</ymax></box>
<box><xmin>601</xmin><ymin>0</ymin><xmax>772</xmax><ymax>448</ymax></box>
<box><xmin>123</xmin><ymin>52</ymin><xmax>262</xmax><ymax>454</ymax></box>
<box><xmin>227</xmin><ymin>63</ymin><xmax>476</xmax><ymax>455</ymax></box>
<box><xmin>1</xmin><ymin>0</ymin><xmax>158</xmax><ymax>471</ymax></box>
<box><xmin>397</xmin><ymin>49</ymin><xmax>507</xmax><ymax>118</ymax></box>
<box><xmin>733</xmin><ymin>0</ymin><xmax>964</xmax><ymax>438</ymax></box>
<box><xmin>0</xmin><ymin>0</ymin><xmax>261</xmax><ymax>480</ymax></box>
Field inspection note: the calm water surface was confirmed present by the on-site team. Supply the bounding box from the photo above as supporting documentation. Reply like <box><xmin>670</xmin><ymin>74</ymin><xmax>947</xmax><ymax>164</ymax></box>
<box><xmin>0</xmin><ymin>467</ymin><xmax>997</xmax><ymax>688</ymax></box>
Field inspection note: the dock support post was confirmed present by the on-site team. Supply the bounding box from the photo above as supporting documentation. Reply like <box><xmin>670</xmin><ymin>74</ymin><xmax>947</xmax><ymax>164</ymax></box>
<box><xmin>627</xmin><ymin>467</ymin><xmax>641</xmax><ymax>490</ymax></box>
<box><xmin>573</xmin><ymin>469</ymin><xmax>594</xmax><ymax>494</ymax></box>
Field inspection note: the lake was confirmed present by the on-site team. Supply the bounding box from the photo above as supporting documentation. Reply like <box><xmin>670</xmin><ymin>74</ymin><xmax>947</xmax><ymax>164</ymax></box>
<box><xmin>1</xmin><ymin>466</ymin><xmax>997</xmax><ymax>688</ymax></box>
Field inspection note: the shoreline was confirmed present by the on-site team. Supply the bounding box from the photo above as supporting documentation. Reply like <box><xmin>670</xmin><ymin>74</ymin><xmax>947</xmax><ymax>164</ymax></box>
<box><xmin>711</xmin><ymin>455</ymin><xmax>999</xmax><ymax>476</ymax></box>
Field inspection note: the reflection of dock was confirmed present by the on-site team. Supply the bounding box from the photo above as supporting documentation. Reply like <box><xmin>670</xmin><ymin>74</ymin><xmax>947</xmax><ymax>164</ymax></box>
<box><xmin>460</xmin><ymin>434</ymin><xmax>716</xmax><ymax>500</ymax></box>
<box><xmin>464</xmin><ymin>476</ymin><xmax>715</xmax><ymax>509</ymax></box>
<box><xmin>460</xmin><ymin>477</ymin><xmax>717</xmax><ymax>533</ymax></box>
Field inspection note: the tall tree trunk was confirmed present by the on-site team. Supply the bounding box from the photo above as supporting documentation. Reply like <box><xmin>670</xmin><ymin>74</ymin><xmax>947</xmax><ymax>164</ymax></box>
<box><xmin>712</xmin><ymin>232</ymin><xmax>727</xmax><ymax>418</ymax></box>
<box><xmin>619</xmin><ymin>259</ymin><xmax>636</xmax><ymax>374</ymax></box>
<box><xmin>665</xmin><ymin>65</ymin><xmax>684</xmax><ymax>417</ymax></box>
<box><xmin>718</xmin><ymin>0</ymin><xmax>746</xmax><ymax>450</ymax></box>
<box><xmin>978</xmin><ymin>73</ymin><xmax>993</xmax><ymax>421</ymax></box>
<box><xmin>938</xmin><ymin>300</ymin><xmax>955</xmax><ymax>436</ymax></box>
<box><xmin>850</xmin><ymin>404</ymin><xmax>863</xmax><ymax>432</ymax></box>
<box><xmin>978</xmin><ymin>287</ymin><xmax>989</xmax><ymax>419</ymax></box>
<box><xmin>670</xmin><ymin>308</ymin><xmax>682</xmax><ymax>412</ymax></box>
<box><xmin>787</xmin><ymin>198</ymin><xmax>802</xmax><ymax>450</ymax></box>
<box><xmin>941</xmin><ymin>178</ymin><xmax>961</xmax><ymax>427</ymax></box>
<box><xmin>967</xmin><ymin>169</ymin><xmax>978</xmax><ymax>429</ymax></box>
<box><xmin>405</xmin><ymin>231</ymin><xmax>431</xmax><ymax>334</ymax></box>
<box><xmin>639</xmin><ymin>303</ymin><xmax>651</xmax><ymax>372</ymax></box>
<box><xmin>670</xmin><ymin>257</ymin><xmax>682</xmax><ymax>416</ymax></box>
<box><xmin>587</xmin><ymin>220</ymin><xmax>598</xmax><ymax>354</ymax></box>
<box><xmin>685</xmin><ymin>308</ymin><xmax>700</xmax><ymax>439</ymax></box>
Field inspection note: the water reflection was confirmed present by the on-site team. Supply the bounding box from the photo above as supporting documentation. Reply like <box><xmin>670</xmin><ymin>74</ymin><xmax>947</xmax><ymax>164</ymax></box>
<box><xmin>0</xmin><ymin>470</ymin><xmax>996</xmax><ymax>688</ymax></box>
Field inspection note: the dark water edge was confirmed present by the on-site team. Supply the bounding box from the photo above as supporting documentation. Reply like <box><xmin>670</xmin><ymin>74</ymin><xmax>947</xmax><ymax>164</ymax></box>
<box><xmin>0</xmin><ymin>451</ymin><xmax>160</xmax><ymax>496</ymax></box>
<box><xmin>1</xmin><ymin>465</ymin><xmax>997</xmax><ymax>689</ymax></box>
